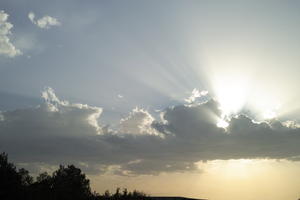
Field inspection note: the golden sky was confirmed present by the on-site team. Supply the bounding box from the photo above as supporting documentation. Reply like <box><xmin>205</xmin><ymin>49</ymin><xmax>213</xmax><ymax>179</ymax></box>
<box><xmin>90</xmin><ymin>159</ymin><xmax>300</xmax><ymax>200</ymax></box>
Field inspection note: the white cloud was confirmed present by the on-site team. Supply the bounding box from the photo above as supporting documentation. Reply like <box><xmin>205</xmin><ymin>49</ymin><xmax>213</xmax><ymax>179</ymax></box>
<box><xmin>41</xmin><ymin>87</ymin><xmax>103</xmax><ymax>133</ymax></box>
<box><xmin>185</xmin><ymin>88</ymin><xmax>208</xmax><ymax>104</ymax></box>
<box><xmin>28</xmin><ymin>12</ymin><xmax>35</xmax><ymax>22</ymax></box>
<box><xmin>0</xmin><ymin>10</ymin><xmax>21</xmax><ymax>57</ymax></box>
<box><xmin>28</xmin><ymin>12</ymin><xmax>61</xmax><ymax>29</ymax></box>
<box><xmin>119</xmin><ymin>107</ymin><xmax>160</xmax><ymax>136</ymax></box>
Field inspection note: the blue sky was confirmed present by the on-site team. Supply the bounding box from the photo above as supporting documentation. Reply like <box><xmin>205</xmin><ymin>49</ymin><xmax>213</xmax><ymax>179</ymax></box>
<box><xmin>2</xmin><ymin>0</ymin><xmax>300</xmax><ymax>115</ymax></box>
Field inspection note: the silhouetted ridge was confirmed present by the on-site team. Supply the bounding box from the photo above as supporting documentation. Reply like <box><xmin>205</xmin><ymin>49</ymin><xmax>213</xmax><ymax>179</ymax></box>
<box><xmin>150</xmin><ymin>197</ymin><xmax>206</xmax><ymax>200</ymax></box>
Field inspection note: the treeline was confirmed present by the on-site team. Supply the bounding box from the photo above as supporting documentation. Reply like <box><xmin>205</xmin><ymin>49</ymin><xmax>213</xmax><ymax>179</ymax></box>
<box><xmin>0</xmin><ymin>152</ymin><xmax>147</xmax><ymax>200</ymax></box>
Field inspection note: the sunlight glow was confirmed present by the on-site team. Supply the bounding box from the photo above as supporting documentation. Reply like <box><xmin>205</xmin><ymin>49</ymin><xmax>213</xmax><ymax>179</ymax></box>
<box><xmin>199</xmin><ymin>159</ymin><xmax>271</xmax><ymax>179</ymax></box>
<box><xmin>216</xmin><ymin>118</ymin><xmax>229</xmax><ymax>128</ymax></box>
<box><xmin>257</xmin><ymin>102</ymin><xmax>281</xmax><ymax>120</ymax></box>
<box><xmin>262</xmin><ymin>110</ymin><xmax>277</xmax><ymax>119</ymax></box>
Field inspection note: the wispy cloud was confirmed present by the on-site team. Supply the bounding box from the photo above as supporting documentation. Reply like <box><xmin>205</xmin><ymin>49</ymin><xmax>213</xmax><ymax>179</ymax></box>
<box><xmin>28</xmin><ymin>12</ymin><xmax>61</xmax><ymax>29</ymax></box>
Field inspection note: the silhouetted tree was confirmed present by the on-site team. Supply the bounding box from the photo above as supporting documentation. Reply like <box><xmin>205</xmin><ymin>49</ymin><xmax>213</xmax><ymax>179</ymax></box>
<box><xmin>30</xmin><ymin>172</ymin><xmax>52</xmax><ymax>200</ymax></box>
<box><xmin>113</xmin><ymin>187</ymin><xmax>121</xmax><ymax>199</ymax></box>
<box><xmin>122</xmin><ymin>188</ymin><xmax>128</xmax><ymax>199</ymax></box>
<box><xmin>132</xmin><ymin>189</ymin><xmax>147</xmax><ymax>200</ymax></box>
<box><xmin>103</xmin><ymin>188</ymin><xmax>147</xmax><ymax>200</ymax></box>
<box><xmin>0</xmin><ymin>152</ymin><xmax>148</xmax><ymax>200</ymax></box>
<box><xmin>104</xmin><ymin>189</ymin><xmax>111</xmax><ymax>200</ymax></box>
<box><xmin>0</xmin><ymin>152</ymin><xmax>32</xmax><ymax>200</ymax></box>
<box><xmin>51</xmin><ymin>164</ymin><xmax>92</xmax><ymax>200</ymax></box>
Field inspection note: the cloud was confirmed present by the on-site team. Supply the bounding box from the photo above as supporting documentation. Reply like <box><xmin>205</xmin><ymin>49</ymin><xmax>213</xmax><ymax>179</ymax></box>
<box><xmin>28</xmin><ymin>12</ymin><xmax>61</xmax><ymax>29</ymax></box>
<box><xmin>0</xmin><ymin>112</ymin><xmax>4</xmax><ymax>121</ymax></box>
<box><xmin>184</xmin><ymin>89</ymin><xmax>208</xmax><ymax>104</ymax></box>
<box><xmin>41</xmin><ymin>87</ymin><xmax>103</xmax><ymax>133</ymax></box>
<box><xmin>0</xmin><ymin>10</ymin><xmax>21</xmax><ymax>57</ymax></box>
<box><xmin>119</xmin><ymin>107</ymin><xmax>160</xmax><ymax>136</ymax></box>
<box><xmin>2</xmin><ymin>88</ymin><xmax>300</xmax><ymax>175</ymax></box>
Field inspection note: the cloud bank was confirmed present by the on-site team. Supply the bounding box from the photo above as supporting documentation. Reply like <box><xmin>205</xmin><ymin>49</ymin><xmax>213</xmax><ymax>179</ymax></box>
<box><xmin>0</xmin><ymin>10</ymin><xmax>21</xmax><ymax>57</ymax></box>
<box><xmin>1</xmin><ymin>88</ymin><xmax>300</xmax><ymax>175</ymax></box>
<box><xmin>28</xmin><ymin>12</ymin><xmax>61</xmax><ymax>29</ymax></box>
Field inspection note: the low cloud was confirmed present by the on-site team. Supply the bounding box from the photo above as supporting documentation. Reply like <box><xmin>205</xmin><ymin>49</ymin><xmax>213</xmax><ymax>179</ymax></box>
<box><xmin>28</xmin><ymin>12</ymin><xmax>61</xmax><ymax>29</ymax></box>
<box><xmin>0</xmin><ymin>10</ymin><xmax>21</xmax><ymax>57</ymax></box>
<box><xmin>2</xmin><ymin>88</ymin><xmax>300</xmax><ymax>175</ymax></box>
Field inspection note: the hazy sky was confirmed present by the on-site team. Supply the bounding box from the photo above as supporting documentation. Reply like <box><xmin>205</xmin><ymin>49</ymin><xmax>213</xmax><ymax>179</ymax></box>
<box><xmin>1</xmin><ymin>1</ymin><xmax>300</xmax><ymax>200</ymax></box>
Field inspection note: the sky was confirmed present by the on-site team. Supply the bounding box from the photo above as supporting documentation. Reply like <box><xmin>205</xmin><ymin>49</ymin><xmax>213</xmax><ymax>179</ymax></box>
<box><xmin>1</xmin><ymin>1</ymin><xmax>300</xmax><ymax>199</ymax></box>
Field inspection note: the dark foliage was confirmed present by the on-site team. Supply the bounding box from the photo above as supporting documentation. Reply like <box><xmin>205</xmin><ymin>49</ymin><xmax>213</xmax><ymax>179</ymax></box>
<box><xmin>93</xmin><ymin>188</ymin><xmax>148</xmax><ymax>200</ymax></box>
<box><xmin>0</xmin><ymin>152</ymin><xmax>147</xmax><ymax>200</ymax></box>
<box><xmin>0</xmin><ymin>152</ymin><xmax>30</xmax><ymax>200</ymax></box>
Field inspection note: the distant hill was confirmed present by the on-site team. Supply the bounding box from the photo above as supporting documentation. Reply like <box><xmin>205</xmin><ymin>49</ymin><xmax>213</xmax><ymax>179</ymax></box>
<box><xmin>150</xmin><ymin>197</ymin><xmax>206</xmax><ymax>200</ymax></box>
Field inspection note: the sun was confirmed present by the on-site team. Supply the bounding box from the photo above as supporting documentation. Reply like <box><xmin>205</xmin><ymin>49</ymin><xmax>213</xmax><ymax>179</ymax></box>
<box><xmin>209</xmin><ymin>74</ymin><xmax>249</xmax><ymax>129</ymax></box>
<box><xmin>214</xmin><ymin>76</ymin><xmax>249</xmax><ymax>117</ymax></box>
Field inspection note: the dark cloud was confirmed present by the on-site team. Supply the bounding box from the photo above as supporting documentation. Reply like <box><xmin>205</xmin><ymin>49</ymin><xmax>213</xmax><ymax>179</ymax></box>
<box><xmin>1</xmin><ymin>88</ymin><xmax>300</xmax><ymax>175</ymax></box>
